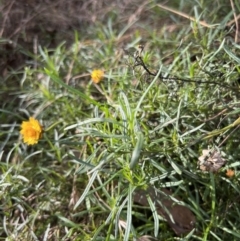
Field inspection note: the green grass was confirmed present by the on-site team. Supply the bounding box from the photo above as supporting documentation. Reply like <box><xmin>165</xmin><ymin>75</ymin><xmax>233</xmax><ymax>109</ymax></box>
<box><xmin>1</xmin><ymin>1</ymin><xmax>240</xmax><ymax>240</ymax></box>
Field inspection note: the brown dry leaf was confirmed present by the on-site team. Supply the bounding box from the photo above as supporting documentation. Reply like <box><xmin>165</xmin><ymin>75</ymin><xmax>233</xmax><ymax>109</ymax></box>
<box><xmin>198</xmin><ymin>149</ymin><xmax>227</xmax><ymax>172</ymax></box>
<box><xmin>133</xmin><ymin>187</ymin><xmax>196</xmax><ymax>236</ymax></box>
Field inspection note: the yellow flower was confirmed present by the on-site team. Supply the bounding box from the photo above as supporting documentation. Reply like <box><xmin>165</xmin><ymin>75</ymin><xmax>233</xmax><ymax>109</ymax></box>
<box><xmin>91</xmin><ymin>69</ymin><xmax>104</xmax><ymax>84</ymax></box>
<box><xmin>20</xmin><ymin>117</ymin><xmax>43</xmax><ymax>145</ymax></box>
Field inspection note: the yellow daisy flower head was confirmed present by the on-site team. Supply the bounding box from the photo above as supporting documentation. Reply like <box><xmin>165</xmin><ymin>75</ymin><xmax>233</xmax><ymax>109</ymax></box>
<box><xmin>20</xmin><ymin>117</ymin><xmax>43</xmax><ymax>145</ymax></box>
<box><xmin>91</xmin><ymin>69</ymin><xmax>104</xmax><ymax>84</ymax></box>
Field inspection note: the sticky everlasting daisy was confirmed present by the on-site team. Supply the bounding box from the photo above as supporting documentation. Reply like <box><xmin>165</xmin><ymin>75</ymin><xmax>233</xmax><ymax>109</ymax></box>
<box><xmin>20</xmin><ymin>117</ymin><xmax>43</xmax><ymax>145</ymax></box>
<box><xmin>91</xmin><ymin>69</ymin><xmax>104</xmax><ymax>84</ymax></box>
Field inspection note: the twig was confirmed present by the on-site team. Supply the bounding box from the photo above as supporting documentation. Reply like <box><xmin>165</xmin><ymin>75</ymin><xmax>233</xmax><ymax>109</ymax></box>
<box><xmin>218</xmin><ymin>125</ymin><xmax>240</xmax><ymax>147</ymax></box>
<box><xmin>133</xmin><ymin>55</ymin><xmax>238</xmax><ymax>91</ymax></box>
<box><xmin>204</xmin><ymin>109</ymin><xmax>227</xmax><ymax>122</ymax></box>
<box><xmin>8</xmin><ymin>2</ymin><xmax>59</xmax><ymax>39</ymax></box>
<box><xmin>229</xmin><ymin>0</ymin><xmax>239</xmax><ymax>43</ymax></box>
<box><xmin>227</xmin><ymin>14</ymin><xmax>240</xmax><ymax>26</ymax></box>
<box><xmin>0</xmin><ymin>0</ymin><xmax>15</xmax><ymax>38</ymax></box>
<box><xmin>157</xmin><ymin>4</ymin><xmax>216</xmax><ymax>28</ymax></box>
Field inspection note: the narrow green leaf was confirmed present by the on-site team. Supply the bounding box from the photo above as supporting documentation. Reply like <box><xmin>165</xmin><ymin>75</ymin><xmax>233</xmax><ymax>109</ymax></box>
<box><xmin>130</xmin><ymin>132</ymin><xmax>144</xmax><ymax>170</ymax></box>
